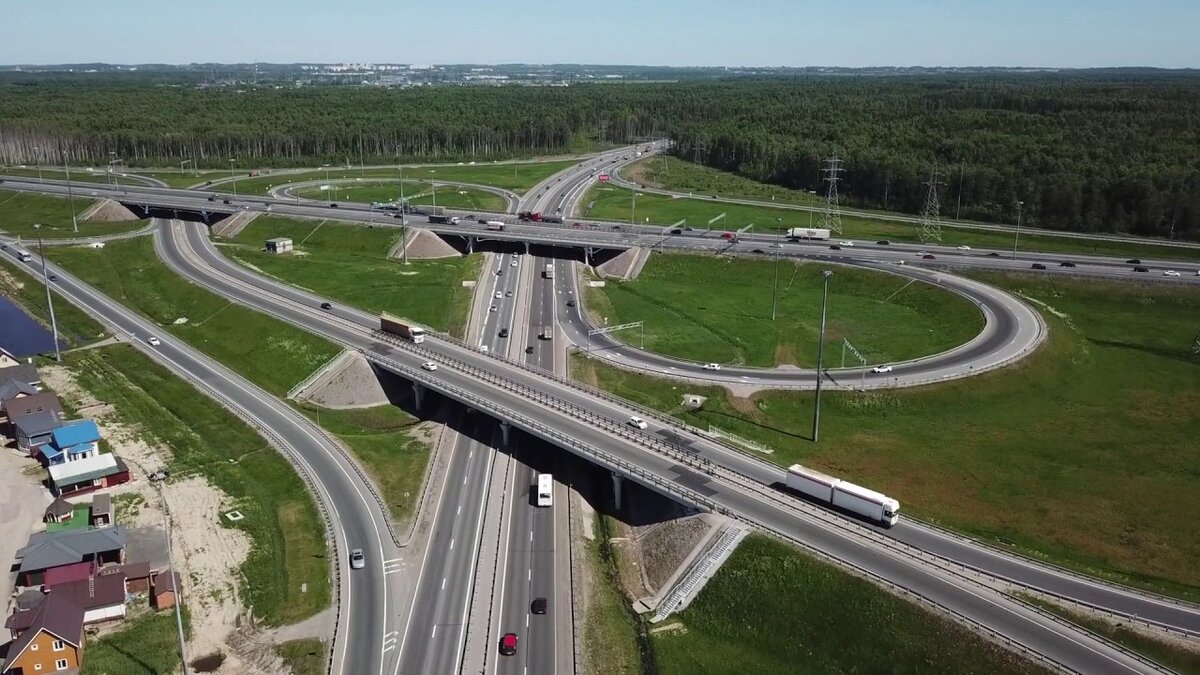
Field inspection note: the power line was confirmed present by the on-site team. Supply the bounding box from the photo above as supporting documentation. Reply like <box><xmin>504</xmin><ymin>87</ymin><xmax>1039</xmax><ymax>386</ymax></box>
<box><xmin>820</xmin><ymin>156</ymin><xmax>844</xmax><ymax>235</ymax></box>
<box><xmin>919</xmin><ymin>163</ymin><xmax>944</xmax><ymax>243</ymax></box>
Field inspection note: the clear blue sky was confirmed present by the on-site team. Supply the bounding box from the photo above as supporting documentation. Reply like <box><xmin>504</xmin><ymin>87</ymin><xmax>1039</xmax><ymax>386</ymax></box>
<box><xmin>3</xmin><ymin>0</ymin><xmax>1197</xmax><ymax>68</ymax></box>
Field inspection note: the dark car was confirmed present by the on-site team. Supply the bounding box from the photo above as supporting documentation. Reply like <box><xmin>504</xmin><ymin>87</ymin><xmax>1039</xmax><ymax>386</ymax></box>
<box><xmin>876</xmin><ymin>240</ymin><xmax>890</xmax><ymax>245</ymax></box>
<box><xmin>478</xmin><ymin>217</ymin><xmax>489</xmax><ymax>224</ymax></box>
<box><xmin>1126</xmin><ymin>258</ymin><xmax>1141</xmax><ymax>264</ymax></box>
<box><xmin>753</xmin><ymin>248</ymin><xmax>765</xmax><ymax>254</ymax></box>
<box><xmin>48</xmin><ymin>274</ymin><xmax>58</xmax><ymax>281</ymax></box>
<box><xmin>330</xmin><ymin>203</ymin><xmax>338</xmax><ymax>208</ymax></box>
<box><xmin>525</xmin><ymin>346</ymin><xmax>535</xmax><ymax>354</ymax></box>
<box><xmin>498</xmin><ymin>328</ymin><xmax>509</xmax><ymax>338</ymax></box>
<box><xmin>223</xmin><ymin>199</ymin><xmax>232</xmax><ymax>205</ymax></box>
<box><xmin>1031</xmin><ymin>263</ymin><xmax>1047</xmax><ymax>270</ymax></box>
<box><xmin>207</xmin><ymin>195</ymin><xmax>216</xmax><ymax>202</ymax></box>
<box><xmin>1060</xmin><ymin>261</ymin><xmax>1076</xmax><ymax>267</ymax></box>
<box><xmin>922</xmin><ymin>254</ymin><xmax>936</xmax><ymax>260</ymax></box>
<box><xmin>829</xmin><ymin>245</ymin><xmax>842</xmax><ymax>250</ymax></box>
<box><xmin>987</xmin><ymin>252</ymin><xmax>1001</xmax><ymax>257</ymax></box>
<box><xmin>500</xmin><ymin>633</ymin><xmax>518</xmax><ymax>656</ymax></box>
<box><xmin>320</xmin><ymin>302</ymin><xmax>333</xmax><ymax>310</ymax></box>
<box><xmin>566</xmin><ymin>299</ymin><xmax>576</xmax><ymax>308</ymax></box>
<box><xmin>669</xmin><ymin>228</ymin><xmax>682</xmax><ymax>235</ymax></box>
<box><xmin>1133</xmin><ymin>266</ymin><xmax>1149</xmax><ymax>272</ymax></box>
<box><xmin>531</xmin><ymin>597</ymin><xmax>547</xmax><ymax>615</ymax></box>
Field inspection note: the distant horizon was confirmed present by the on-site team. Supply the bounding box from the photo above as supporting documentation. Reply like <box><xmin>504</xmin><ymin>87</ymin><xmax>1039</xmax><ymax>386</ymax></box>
<box><xmin>2</xmin><ymin>62</ymin><xmax>1197</xmax><ymax>72</ymax></box>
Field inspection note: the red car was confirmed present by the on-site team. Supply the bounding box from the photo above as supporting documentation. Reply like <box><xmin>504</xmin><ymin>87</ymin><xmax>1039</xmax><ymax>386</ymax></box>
<box><xmin>500</xmin><ymin>633</ymin><xmax>518</xmax><ymax>656</ymax></box>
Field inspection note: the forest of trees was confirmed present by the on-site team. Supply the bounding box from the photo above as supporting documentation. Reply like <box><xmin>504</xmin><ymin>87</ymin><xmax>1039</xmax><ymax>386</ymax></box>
<box><xmin>1</xmin><ymin>74</ymin><xmax>1196</xmax><ymax>239</ymax></box>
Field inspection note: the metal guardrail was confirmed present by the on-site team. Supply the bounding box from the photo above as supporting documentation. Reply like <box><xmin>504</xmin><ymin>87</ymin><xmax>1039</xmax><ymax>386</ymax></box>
<box><xmin>286</xmin><ymin>349</ymin><xmax>351</xmax><ymax>399</ymax></box>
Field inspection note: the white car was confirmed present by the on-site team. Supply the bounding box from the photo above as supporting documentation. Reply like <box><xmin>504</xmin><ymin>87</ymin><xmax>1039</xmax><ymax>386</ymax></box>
<box><xmin>489</xmin><ymin>306</ymin><xmax>498</xmax><ymax>312</ymax></box>
<box><xmin>510</xmin><ymin>261</ymin><xmax>517</xmax><ymax>267</ymax></box>
<box><xmin>916</xmin><ymin>251</ymin><xmax>929</xmax><ymax>257</ymax></box>
<box><xmin>350</xmin><ymin>548</ymin><xmax>365</xmax><ymax>570</ymax></box>
<box><xmin>495</xmin><ymin>291</ymin><xmax>503</xmax><ymax>298</ymax></box>
<box><xmin>421</xmin><ymin>362</ymin><xmax>438</xmax><ymax>372</ymax></box>
<box><xmin>957</xmin><ymin>245</ymin><xmax>971</xmax><ymax>251</ymax></box>
<box><xmin>146</xmin><ymin>336</ymin><xmax>161</xmax><ymax>346</ymax></box>
<box><xmin>702</xmin><ymin>363</ymin><xmax>722</xmax><ymax>371</ymax></box>
<box><xmin>1163</xmin><ymin>270</ymin><xmax>1180</xmax><ymax>277</ymax></box>
<box><xmin>480</xmin><ymin>345</ymin><xmax>489</xmax><ymax>353</ymax></box>
<box><xmin>628</xmin><ymin>416</ymin><xmax>649</xmax><ymax>430</ymax></box>
<box><xmin>871</xmin><ymin>365</ymin><xmax>894</xmax><ymax>374</ymax></box>
<box><xmin>839</xmin><ymin>241</ymin><xmax>853</xmax><ymax>247</ymax></box>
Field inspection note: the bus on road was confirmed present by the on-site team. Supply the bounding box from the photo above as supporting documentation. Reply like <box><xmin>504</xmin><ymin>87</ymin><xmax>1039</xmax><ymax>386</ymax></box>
<box><xmin>536</xmin><ymin>474</ymin><xmax>553</xmax><ymax>507</ymax></box>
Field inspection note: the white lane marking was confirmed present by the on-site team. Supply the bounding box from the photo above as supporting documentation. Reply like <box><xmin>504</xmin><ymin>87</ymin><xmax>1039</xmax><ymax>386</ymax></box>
<box><xmin>441</xmin><ymin>577</ymin><xmax>447</xmax><ymax>590</ymax></box>
<box><xmin>449</xmin><ymin>537</ymin><xmax>455</xmax><ymax>550</ymax></box>
<box><xmin>431</xmin><ymin>625</ymin><xmax>437</xmax><ymax>639</ymax></box>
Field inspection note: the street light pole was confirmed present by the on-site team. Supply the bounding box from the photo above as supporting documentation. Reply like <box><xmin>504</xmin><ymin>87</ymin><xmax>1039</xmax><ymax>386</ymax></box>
<box><xmin>63</xmin><ymin>155</ymin><xmax>78</xmax><ymax>233</ymax></box>
<box><xmin>229</xmin><ymin>158</ymin><xmax>237</xmax><ymax>198</ymax></box>
<box><xmin>771</xmin><ymin>218</ymin><xmax>782</xmax><ymax>320</ymax></box>
<box><xmin>33</xmin><ymin>146</ymin><xmax>43</xmax><ymax>182</ymax></box>
<box><xmin>34</xmin><ymin>224</ymin><xmax>62</xmax><ymax>363</ymax></box>
<box><xmin>1012</xmin><ymin>200</ymin><xmax>1024</xmax><ymax>259</ymax></box>
<box><xmin>399</xmin><ymin>165</ymin><xmax>409</xmax><ymax>265</ymax></box>
<box><xmin>811</xmin><ymin>270</ymin><xmax>833</xmax><ymax>442</ymax></box>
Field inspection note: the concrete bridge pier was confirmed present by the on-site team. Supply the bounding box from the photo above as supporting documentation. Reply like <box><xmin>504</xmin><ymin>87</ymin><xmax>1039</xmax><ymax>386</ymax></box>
<box><xmin>524</xmin><ymin>241</ymin><xmax>530</xmax><ymax>255</ymax></box>
<box><xmin>412</xmin><ymin>381</ymin><xmax>425</xmax><ymax>411</ymax></box>
<box><xmin>499</xmin><ymin>420</ymin><xmax>512</xmax><ymax>447</ymax></box>
<box><xmin>466</xmin><ymin>236</ymin><xmax>475</xmax><ymax>254</ymax></box>
<box><xmin>612</xmin><ymin>472</ymin><xmax>624</xmax><ymax>511</ymax></box>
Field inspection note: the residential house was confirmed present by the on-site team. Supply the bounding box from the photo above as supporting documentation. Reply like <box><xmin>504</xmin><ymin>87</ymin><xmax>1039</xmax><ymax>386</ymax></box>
<box><xmin>43</xmin><ymin>497</ymin><xmax>76</xmax><ymax>524</ymax></box>
<box><xmin>0</xmin><ymin>592</ymin><xmax>85</xmax><ymax>675</ymax></box>
<box><xmin>12</xmin><ymin>410</ymin><xmax>61</xmax><ymax>455</ymax></box>
<box><xmin>14</xmin><ymin>526</ymin><xmax>126</xmax><ymax>587</ymax></box>
<box><xmin>48</xmin><ymin>453</ymin><xmax>130</xmax><ymax>497</ymax></box>
<box><xmin>152</xmin><ymin>569</ymin><xmax>181</xmax><ymax>610</ymax></box>
<box><xmin>46</xmin><ymin>571</ymin><xmax>129</xmax><ymax>624</ymax></box>
<box><xmin>0</xmin><ymin>361</ymin><xmax>40</xmax><ymax>389</ymax></box>
<box><xmin>0</xmin><ymin>378</ymin><xmax>38</xmax><ymax>406</ymax></box>
<box><xmin>100</xmin><ymin>561</ymin><xmax>151</xmax><ymax>593</ymax></box>
<box><xmin>3</xmin><ymin>391</ymin><xmax>62</xmax><ymax>437</ymax></box>
<box><xmin>41</xmin><ymin>420</ymin><xmax>101</xmax><ymax>467</ymax></box>
<box><xmin>90</xmin><ymin>493</ymin><xmax>112</xmax><ymax>527</ymax></box>
<box><xmin>0</xmin><ymin>346</ymin><xmax>21</xmax><ymax>369</ymax></box>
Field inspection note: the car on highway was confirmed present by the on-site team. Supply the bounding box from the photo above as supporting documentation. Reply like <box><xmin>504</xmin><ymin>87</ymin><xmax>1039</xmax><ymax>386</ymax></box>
<box><xmin>703</xmin><ymin>363</ymin><xmax>722</xmax><ymax>371</ymax></box>
<box><xmin>829</xmin><ymin>245</ymin><xmax>842</xmax><ymax>250</ymax></box>
<box><xmin>505</xmin><ymin>290</ymin><xmax>513</xmax><ymax>297</ymax></box>
<box><xmin>669</xmin><ymin>228</ymin><xmax>682</xmax><ymax>235</ymax></box>
<box><xmin>531</xmin><ymin>597</ymin><xmax>547</xmax><ymax>615</ymax></box>
<box><xmin>628</xmin><ymin>416</ymin><xmax>649</xmax><ymax>430</ymax></box>
<box><xmin>525</xmin><ymin>346</ymin><xmax>534</xmax><ymax>354</ymax></box>
<box><xmin>499</xmin><ymin>633</ymin><xmax>518</xmax><ymax>656</ymax></box>
<box><xmin>480</xmin><ymin>345</ymin><xmax>489</xmax><ymax>353</ymax></box>
<box><xmin>1163</xmin><ymin>270</ymin><xmax>1181</xmax><ymax>277</ymax></box>
<box><xmin>320</xmin><ymin>302</ymin><xmax>333</xmax><ymax>310</ymax></box>
<box><xmin>752</xmin><ymin>248</ymin><xmax>764</xmax><ymax>254</ymax></box>
<box><xmin>421</xmin><ymin>362</ymin><xmax>438</xmax><ymax>371</ymax></box>
<box><xmin>510</xmin><ymin>260</ymin><xmax>517</xmax><ymax>267</ymax></box>
<box><xmin>494</xmin><ymin>291</ymin><xmax>503</xmax><ymax>299</ymax></box>
<box><xmin>1060</xmin><ymin>261</ymin><xmax>1076</xmax><ymax>267</ymax></box>
<box><xmin>48</xmin><ymin>274</ymin><xmax>57</xmax><ymax>281</ymax></box>
<box><xmin>496</xmin><ymin>269</ymin><xmax>504</xmax><ymax>276</ymax></box>
<box><xmin>350</xmin><ymin>548</ymin><xmax>365</xmax><ymax>570</ymax></box>
<box><xmin>330</xmin><ymin>203</ymin><xmax>338</xmax><ymax>208</ymax></box>
<box><xmin>1031</xmin><ymin>263</ymin><xmax>1047</xmax><ymax>270</ymax></box>
<box><xmin>1133</xmin><ymin>266</ymin><xmax>1149</xmax><ymax>272</ymax></box>
<box><xmin>1126</xmin><ymin>258</ymin><xmax>1141</xmax><ymax>264</ymax></box>
<box><xmin>876</xmin><ymin>240</ymin><xmax>890</xmax><ymax>245</ymax></box>
<box><xmin>922</xmin><ymin>254</ymin><xmax>936</xmax><ymax>260</ymax></box>
<box><xmin>566</xmin><ymin>299</ymin><xmax>576</xmax><ymax>307</ymax></box>
<box><xmin>207</xmin><ymin>195</ymin><xmax>216</xmax><ymax>202</ymax></box>
<box><xmin>987</xmin><ymin>252</ymin><xmax>1001</xmax><ymax>257</ymax></box>
<box><xmin>489</xmin><ymin>305</ymin><xmax>498</xmax><ymax>312</ymax></box>
<box><xmin>499</xmin><ymin>328</ymin><xmax>509</xmax><ymax>338</ymax></box>
<box><xmin>223</xmin><ymin>199</ymin><xmax>232</xmax><ymax>205</ymax></box>
<box><xmin>917</xmin><ymin>251</ymin><xmax>929</xmax><ymax>256</ymax></box>
<box><xmin>956</xmin><ymin>245</ymin><xmax>971</xmax><ymax>250</ymax></box>
<box><xmin>839</xmin><ymin>241</ymin><xmax>854</xmax><ymax>247</ymax></box>
<box><xmin>871</xmin><ymin>365</ymin><xmax>893</xmax><ymax>374</ymax></box>
<box><xmin>146</xmin><ymin>336</ymin><xmax>161</xmax><ymax>347</ymax></box>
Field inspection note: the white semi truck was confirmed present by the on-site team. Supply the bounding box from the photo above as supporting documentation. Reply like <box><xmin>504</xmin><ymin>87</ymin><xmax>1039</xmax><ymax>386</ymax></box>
<box><xmin>785</xmin><ymin>227</ymin><xmax>831</xmax><ymax>241</ymax></box>
<box><xmin>785</xmin><ymin>464</ymin><xmax>900</xmax><ymax>526</ymax></box>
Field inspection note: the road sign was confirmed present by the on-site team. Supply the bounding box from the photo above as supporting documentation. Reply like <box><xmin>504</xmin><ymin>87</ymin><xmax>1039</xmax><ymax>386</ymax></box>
<box><xmin>598</xmin><ymin>174</ymin><xmax>610</xmax><ymax>183</ymax></box>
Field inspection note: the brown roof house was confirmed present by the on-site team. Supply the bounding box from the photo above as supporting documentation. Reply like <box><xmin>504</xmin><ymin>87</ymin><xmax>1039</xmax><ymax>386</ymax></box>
<box><xmin>43</xmin><ymin>497</ymin><xmax>76</xmax><ymax>525</ymax></box>
<box><xmin>15</xmin><ymin>526</ymin><xmax>126</xmax><ymax>587</ymax></box>
<box><xmin>151</xmin><ymin>569</ymin><xmax>182</xmax><ymax>610</ymax></box>
<box><xmin>1</xmin><ymin>592</ymin><xmax>85</xmax><ymax>675</ymax></box>
<box><xmin>46</xmin><ymin>571</ymin><xmax>129</xmax><ymax>625</ymax></box>
<box><xmin>90</xmin><ymin>493</ymin><xmax>112</xmax><ymax>527</ymax></box>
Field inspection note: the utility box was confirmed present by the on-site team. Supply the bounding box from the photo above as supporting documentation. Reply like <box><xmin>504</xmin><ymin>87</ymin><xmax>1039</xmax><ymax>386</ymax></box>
<box><xmin>265</xmin><ymin>237</ymin><xmax>293</xmax><ymax>254</ymax></box>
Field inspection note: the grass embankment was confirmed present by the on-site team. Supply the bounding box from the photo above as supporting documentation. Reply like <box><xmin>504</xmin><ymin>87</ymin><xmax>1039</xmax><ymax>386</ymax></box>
<box><xmin>80</xmin><ymin>610</ymin><xmax>189</xmax><ymax>675</ymax></box>
<box><xmin>0</xmin><ymin>189</ymin><xmax>144</xmax><ymax>239</ymax></box>
<box><xmin>1</xmin><ymin>167</ymin><xmax>113</xmax><ymax>185</ymax></box>
<box><xmin>652</xmin><ymin>534</ymin><xmax>1049</xmax><ymax>674</ymax></box>
<box><xmin>573</xmin><ymin>273</ymin><xmax>1200</xmax><ymax>600</ymax></box>
<box><xmin>626</xmin><ymin>154</ymin><xmax>822</xmax><ymax>207</ymax></box>
<box><xmin>68</xmin><ymin>346</ymin><xmax>330</xmax><ymax>625</ymax></box>
<box><xmin>587</xmin><ymin>253</ymin><xmax>983</xmax><ymax>367</ymax></box>
<box><xmin>276</xmin><ymin>638</ymin><xmax>328</xmax><ymax>675</ymax></box>
<box><xmin>228</xmin><ymin>216</ymin><xmax>481</xmax><ymax>337</ymax></box>
<box><xmin>1018</xmin><ymin>594</ymin><xmax>1200</xmax><ymax>674</ymax></box>
<box><xmin>46</xmin><ymin>236</ymin><xmax>339</xmax><ymax>397</ymax></box>
<box><xmin>0</xmin><ymin>257</ymin><xmax>107</xmax><ymax>347</ymax></box>
<box><xmin>580</xmin><ymin>183</ymin><xmax>1200</xmax><ymax>263</ymax></box>
<box><xmin>297</xmin><ymin>404</ymin><xmax>432</xmax><ymax>526</ymax></box>
<box><xmin>214</xmin><ymin>159</ymin><xmax>577</xmax><ymax>195</ymax></box>
<box><xmin>582</xmin><ymin>514</ymin><xmax>646</xmax><ymax>675</ymax></box>
<box><xmin>294</xmin><ymin>181</ymin><xmax>507</xmax><ymax>211</ymax></box>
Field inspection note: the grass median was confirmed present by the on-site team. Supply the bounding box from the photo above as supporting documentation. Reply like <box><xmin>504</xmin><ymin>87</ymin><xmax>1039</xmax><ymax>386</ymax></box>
<box><xmin>0</xmin><ymin>189</ymin><xmax>145</xmax><ymax>239</ymax></box>
<box><xmin>652</xmin><ymin>534</ymin><xmax>1050</xmax><ymax>674</ymax></box>
<box><xmin>68</xmin><ymin>346</ymin><xmax>330</xmax><ymax>626</ymax></box>
<box><xmin>227</xmin><ymin>215</ymin><xmax>481</xmax><ymax>337</ymax></box>
<box><xmin>573</xmin><ymin>272</ymin><xmax>1200</xmax><ymax>600</ymax></box>
<box><xmin>585</xmin><ymin>252</ymin><xmax>984</xmax><ymax>367</ymax></box>
<box><xmin>580</xmin><ymin>183</ymin><xmax>1200</xmax><ymax>263</ymax></box>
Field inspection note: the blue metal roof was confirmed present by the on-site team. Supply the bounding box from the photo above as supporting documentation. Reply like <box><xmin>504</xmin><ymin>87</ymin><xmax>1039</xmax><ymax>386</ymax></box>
<box><xmin>51</xmin><ymin>420</ymin><xmax>100</xmax><ymax>449</ymax></box>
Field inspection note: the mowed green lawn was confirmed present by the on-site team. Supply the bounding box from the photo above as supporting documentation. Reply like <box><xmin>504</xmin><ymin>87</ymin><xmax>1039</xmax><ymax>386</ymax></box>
<box><xmin>586</xmin><ymin>253</ymin><xmax>983</xmax><ymax>367</ymax></box>
<box><xmin>574</xmin><ymin>273</ymin><xmax>1200</xmax><ymax>599</ymax></box>
<box><xmin>69</xmin><ymin>346</ymin><xmax>330</xmax><ymax>627</ymax></box>
<box><xmin>0</xmin><ymin>189</ymin><xmax>145</xmax><ymax>239</ymax></box>
<box><xmin>626</xmin><ymin>154</ymin><xmax>823</xmax><ymax>207</ymax></box>
<box><xmin>228</xmin><ymin>216</ymin><xmax>481</xmax><ymax>337</ymax></box>
<box><xmin>129</xmin><ymin>169</ymin><xmax>231</xmax><ymax>187</ymax></box>
<box><xmin>580</xmin><ymin>184</ymin><xmax>1200</xmax><ymax>263</ymax></box>
<box><xmin>214</xmin><ymin>159</ymin><xmax>577</xmax><ymax>195</ymax></box>
<box><xmin>653</xmin><ymin>535</ymin><xmax>1050</xmax><ymax>675</ymax></box>
<box><xmin>1</xmin><ymin>167</ymin><xmax>115</xmax><ymax>185</ymax></box>
<box><xmin>46</xmin><ymin>236</ymin><xmax>340</xmax><ymax>397</ymax></box>
<box><xmin>294</xmin><ymin>181</ymin><xmax>507</xmax><ymax>212</ymax></box>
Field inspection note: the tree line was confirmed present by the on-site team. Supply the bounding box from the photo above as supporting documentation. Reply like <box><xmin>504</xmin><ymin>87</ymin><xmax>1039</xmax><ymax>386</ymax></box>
<box><xmin>0</xmin><ymin>74</ymin><xmax>1196</xmax><ymax>240</ymax></box>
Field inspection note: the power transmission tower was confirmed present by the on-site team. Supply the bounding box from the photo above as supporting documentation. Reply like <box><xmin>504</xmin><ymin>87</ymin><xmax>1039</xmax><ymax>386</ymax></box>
<box><xmin>919</xmin><ymin>164</ymin><xmax>944</xmax><ymax>243</ymax></box>
<box><xmin>1191</xmin><ymin>331</ymin><xmax>1200</xmax><ymax>362</ymax></box>
<box><xmin>691</xmin><ymin>142</ymin><xmax>706</xmax><ymax>165</ymax></box>
<box><xmin>820</xmin><ymin>156</ymin><xmax>844</xmax><ymax>235</ymax></box>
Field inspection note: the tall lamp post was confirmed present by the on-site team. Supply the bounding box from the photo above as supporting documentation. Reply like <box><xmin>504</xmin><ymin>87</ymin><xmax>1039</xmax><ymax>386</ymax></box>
<box><xmin>229</xmin><ymin>158</ymin><xmax>238</xmax><ymax>198</ymax></box>
<box><xmin>771</xmin><ymin>217</ymin><xmax>782</xmax><ymax>321</ymax></box>
<box><xmin>811</xmin><ymin>269</ymin><xmax>833</xmax><ymax>442</ymax></box>
<box><xmin>33</xmin><ymin>146</ymin><xmax>43</xmax><ymax>183</ymax></box>
<box><xmin>33</xmin><ymin>224</ymin><xmax>62</xmax><ymax>363</ymax></box>
<box><xmin>1012</xmin><ymin>200</ymin><xmax>1024</xmax><ymax>259</ymax></box>
<box><xmin>398</xmin><ymin>162</ymin><xmax>409</xmax><ymax>265</ymax></box>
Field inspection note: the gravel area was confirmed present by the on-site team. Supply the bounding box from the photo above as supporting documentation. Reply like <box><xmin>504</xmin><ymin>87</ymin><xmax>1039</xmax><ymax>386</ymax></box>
<box><xmin>83</xmin><ymin>198</ymin><xmax>139</xmax><ymax>222</ymax></box>
<box><xmin>394</xmin><ymin>228</ymin><xmax>460</xmax><ymax>260</ymax></box>
<box><xmin>298</xmin><ymin>352</ymin><xmax>391</xmax><ymax>409</ymax></box>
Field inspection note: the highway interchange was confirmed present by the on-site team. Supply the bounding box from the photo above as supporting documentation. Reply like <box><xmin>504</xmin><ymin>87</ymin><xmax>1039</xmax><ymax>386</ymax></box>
<box><xmin>3</xmin><ymin>147</ymin><xmax>1200</xmax><ymax>674</ymax></box>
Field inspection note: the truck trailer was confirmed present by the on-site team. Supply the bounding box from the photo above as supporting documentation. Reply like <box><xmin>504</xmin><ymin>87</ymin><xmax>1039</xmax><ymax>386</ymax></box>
<box><xmin>379</xmin><ymin>313</ymin><xmax>427</xmax><ymax>344</ymax></box>
<box><xmin>543</xmin><ymin>264</ymin><xmax>554</xmax><ymax>279</ymax></box>
<box><xmin>786</xmin><ymin>228</ymin><xmax>831</xmax><ymax>241</ymax></box>
<box><xmin>485</xmin><ymin>221</ymin><xmax>506</xmax><ymax>231</ymax></box>
<box><xmin>785</xmin><ymin>464</ymin><xmax>900</xmax><ymax>526</ymax></box>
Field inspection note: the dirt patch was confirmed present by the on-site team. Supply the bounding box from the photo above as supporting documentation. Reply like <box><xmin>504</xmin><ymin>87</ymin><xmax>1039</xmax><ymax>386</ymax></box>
<box><xmin>725</xmin><ymin>392</ymin><xmax>761</xmax><ymax>417</ymax></box>
<box><xmin>773</xmin><ymin>341</ymin><xmax>798</xmax><ymax>367</ymax></box>
<box><xmin>638</xmin><ymin>516</ymin><xmax>710</xmax><ymax>592</ymax></box>
<box><xmin>83</xmin><ymin>199</ymin><xmax>139</xmax><ymax>222</ymax></box>
<box><xmin>395</xmin><ymin>228</ymin><xmax>460</xmax><ymax>260</ymax></box>
<box><xmin>297</xmin><ymin>352</ymin><xmax>390</xmax><ymax>409</ymax></box>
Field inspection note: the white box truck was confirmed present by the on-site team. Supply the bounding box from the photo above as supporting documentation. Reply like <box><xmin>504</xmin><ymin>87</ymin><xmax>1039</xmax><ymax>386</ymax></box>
<box><xmin>786</xmin><ymin>228</ymin><xmax>831</xmax><ymax>241</ymax></box>
<box><xmin>832</xmin><ymin>481</ymin><xmax>900</xmax><ymax>527</ymax></box>
<box><xmin>543</xmin><ymin>264</ymin><xmax>554</xmax><ymax>279</ymax></box>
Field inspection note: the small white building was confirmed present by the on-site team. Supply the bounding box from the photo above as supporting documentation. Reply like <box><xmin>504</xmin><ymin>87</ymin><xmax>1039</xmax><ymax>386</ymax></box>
<box><xmin>265</xmin><ymin>237</ymin><xmax>294</xmax><ymax>254</ymax></box>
